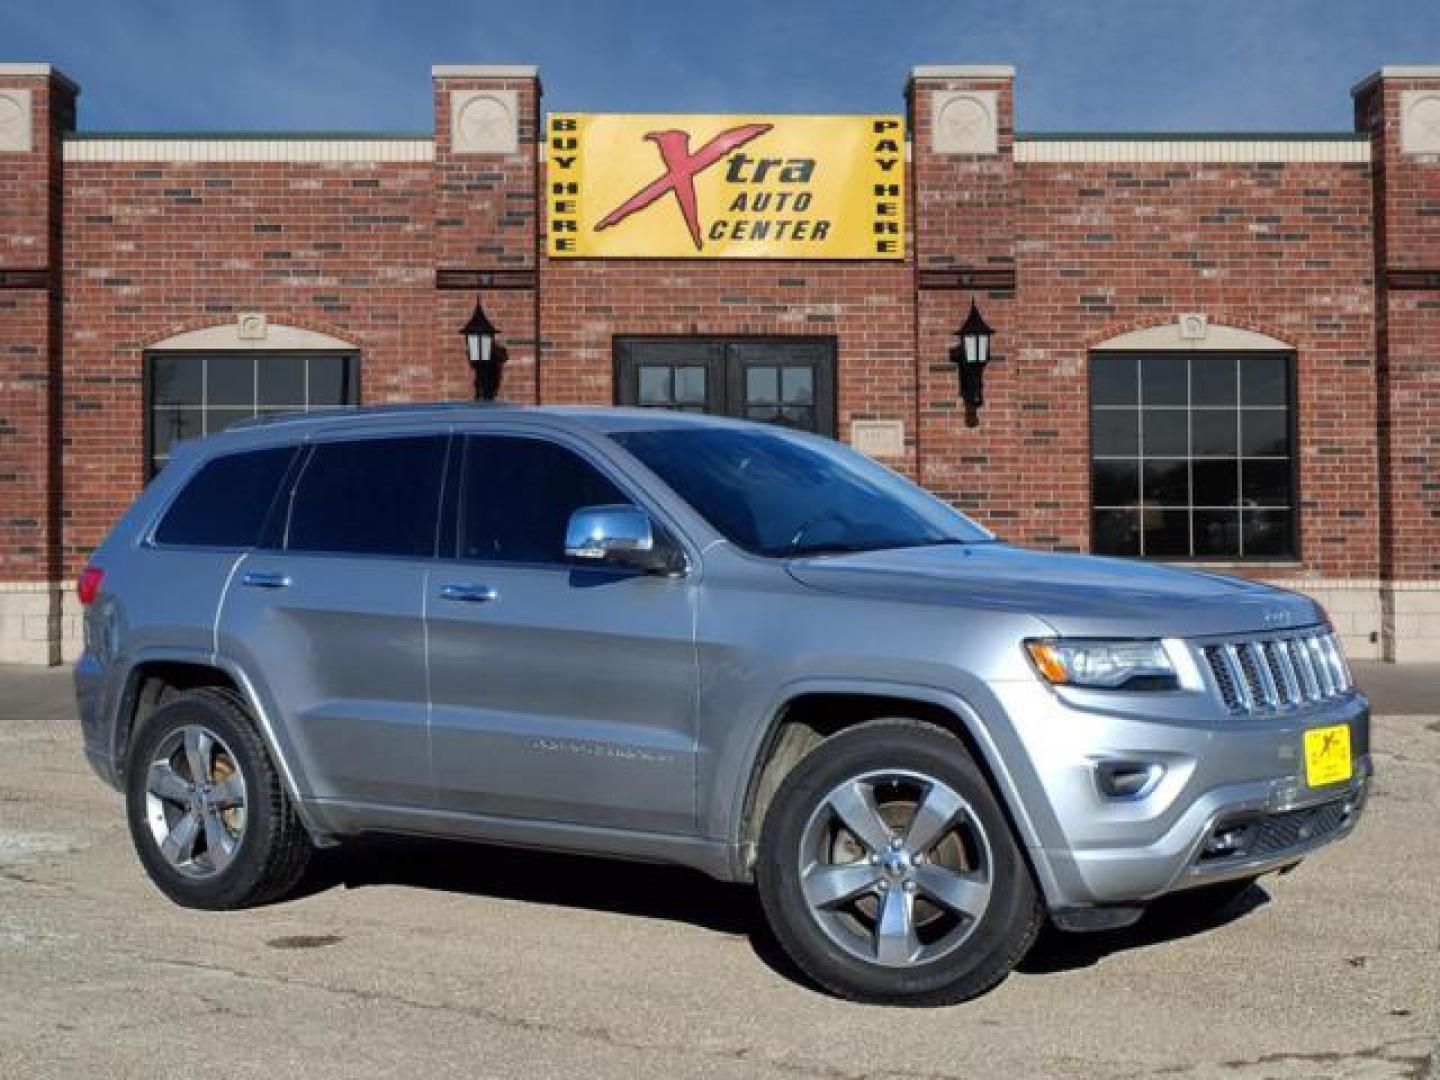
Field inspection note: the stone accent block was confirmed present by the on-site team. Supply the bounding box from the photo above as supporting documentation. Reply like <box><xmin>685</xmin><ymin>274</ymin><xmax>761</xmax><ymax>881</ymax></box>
<box><xmin>1264</xmin><ymin>579</ymin><xmax>1384</xmax><ymax>660</ymax></box>
<box><xmin>0</xmin><ymin>87</ymin><xmax>33</xmax><ymax>152</ymax></box>
<box><xmin>1388</xmin><ymin>584</ymin><xmax>1440</xmax><ymax>663</ymax></box>
<box><xmin>0</xmin><ymin>584</ymin><xmax>61</xmax><ymax>665</ymax></box>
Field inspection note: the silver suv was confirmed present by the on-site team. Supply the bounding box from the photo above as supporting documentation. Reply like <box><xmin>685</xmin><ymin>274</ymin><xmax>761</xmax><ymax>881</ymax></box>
<box><xmin>75</xmin><ymin>406</ymin><xmax>1370</xmax><ymax>1005</ymax></box>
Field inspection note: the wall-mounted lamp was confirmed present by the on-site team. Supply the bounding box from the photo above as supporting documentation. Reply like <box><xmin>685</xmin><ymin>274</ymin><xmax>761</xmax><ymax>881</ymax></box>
<box><xmin>461</xmin><ymin>294</ymin><xmax>506</xmax><ymax>401</ymax></box>
<box><xmin>948</xmin><ymin>299</ymin><xmax>994</xmax><ymax>427</ymax></box>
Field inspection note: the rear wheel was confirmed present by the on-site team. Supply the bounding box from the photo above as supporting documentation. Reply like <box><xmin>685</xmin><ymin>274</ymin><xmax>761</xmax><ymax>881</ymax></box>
<box><xmin>757</xmin><ymin>720</ymin><xmax>1042</xmax><ymax>1005</ymax></box>
<box><xmin>125</xmin><ymin>688</ymin><xmax>312</xmax><ymax>909</ymax></box>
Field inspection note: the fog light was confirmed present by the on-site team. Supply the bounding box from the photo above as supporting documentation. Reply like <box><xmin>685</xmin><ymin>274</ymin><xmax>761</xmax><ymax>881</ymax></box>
<box><xmin>1204</xmin><ymin>826</ymin><xmax>1249</xmax><ymax>857</ymax></box>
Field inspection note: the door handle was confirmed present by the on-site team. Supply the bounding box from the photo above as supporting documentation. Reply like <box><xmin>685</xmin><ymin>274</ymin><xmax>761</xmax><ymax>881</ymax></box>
<box><xmin>241</xmin><ymin>570</ymin><xmax>291</xmax><ymax>589</ymax></box>
<box><xmin>439</xmin><ymin>582</ymin><xmax>498</xmax><ymax>603</ymax></box>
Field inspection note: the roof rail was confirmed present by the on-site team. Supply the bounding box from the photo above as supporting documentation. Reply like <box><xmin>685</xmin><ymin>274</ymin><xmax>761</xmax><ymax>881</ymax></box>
<box><xmin>227</xmin><ymin>402</ymin><xmax>510</xmax><ymax>430</ymax></box>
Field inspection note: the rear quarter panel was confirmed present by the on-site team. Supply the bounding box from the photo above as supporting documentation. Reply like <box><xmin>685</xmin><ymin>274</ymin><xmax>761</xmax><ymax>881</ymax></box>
<box><xmin>76</xmin><ymin>445</ymin><xmax>257</xmax><ymax>784</ymax></box>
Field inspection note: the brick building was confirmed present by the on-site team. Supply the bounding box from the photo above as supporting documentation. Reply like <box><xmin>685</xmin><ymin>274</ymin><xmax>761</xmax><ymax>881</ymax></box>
<box><xmin>0</xmin><ymin>61</ymin><xmax>1436</xmax><ymax>664</ymax></box>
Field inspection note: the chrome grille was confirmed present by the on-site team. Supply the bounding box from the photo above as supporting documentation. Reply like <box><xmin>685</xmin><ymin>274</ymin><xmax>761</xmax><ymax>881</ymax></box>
<box><xmin>1200</xmin><ymin>630</ymin><xmax>1352</xmax><ymax>713</ymax></box>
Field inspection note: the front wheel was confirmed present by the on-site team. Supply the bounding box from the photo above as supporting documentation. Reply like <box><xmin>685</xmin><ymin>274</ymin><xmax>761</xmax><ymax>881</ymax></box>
<box><xmin>757</xmin><ymin>720</ymin><xmax>1042</xmax><ymax>1006</ymax></box>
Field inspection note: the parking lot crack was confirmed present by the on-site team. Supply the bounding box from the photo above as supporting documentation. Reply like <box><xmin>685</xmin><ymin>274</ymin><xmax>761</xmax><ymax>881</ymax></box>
<box><xmin>1131</xmin><ymin>1037</ymin><xmax>1435</xmax><ymax>1079</ymax></box>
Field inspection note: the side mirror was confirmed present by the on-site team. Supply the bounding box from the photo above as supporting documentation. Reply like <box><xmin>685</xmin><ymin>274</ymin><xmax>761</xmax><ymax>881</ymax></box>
<box><xmin>564</xmin><ymin>505</ymin><xmax>679</xmax><ymax>573</ymax></box>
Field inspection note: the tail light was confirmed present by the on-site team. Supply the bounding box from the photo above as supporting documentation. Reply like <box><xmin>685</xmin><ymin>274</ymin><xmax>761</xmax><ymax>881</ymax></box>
<box><xmin>77</xmin><ymin>566</ymin><xmax>104</xmax><ymax>606</ymax></box>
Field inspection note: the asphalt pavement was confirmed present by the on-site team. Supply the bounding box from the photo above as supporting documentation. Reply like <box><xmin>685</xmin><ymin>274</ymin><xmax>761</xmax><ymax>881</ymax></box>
<box><xmin>0</xmin><ymin>663</ymin><xmax>1435</xmax><ymax>1079</ymax></box>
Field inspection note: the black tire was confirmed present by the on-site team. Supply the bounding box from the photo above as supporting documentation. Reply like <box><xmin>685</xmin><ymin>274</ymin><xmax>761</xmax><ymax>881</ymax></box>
<box><xmin>757</xmin><ymin>719</ymin><xmax>1043</xmax><ymax>1006</ymax></box>
<box><xmin>125</xmin><ymin>687</ymin><xmax>312</xmax><ymax>910</ymax></box>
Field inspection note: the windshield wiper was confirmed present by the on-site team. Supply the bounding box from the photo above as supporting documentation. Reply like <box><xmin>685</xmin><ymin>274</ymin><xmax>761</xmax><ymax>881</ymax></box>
<box><xmin>787</xmin><ymin>536</ymin><xmax>989</xmax><ymax>557</ymax></box>
<box><xmin>787</xmin><ymin>539</ymin><xmax>931</xmax><ymax>557</ymax></box>
<box><xmin>784</xmin><ymin>541</ymin><xmax>883</xmax><ymax>557</ymax></box>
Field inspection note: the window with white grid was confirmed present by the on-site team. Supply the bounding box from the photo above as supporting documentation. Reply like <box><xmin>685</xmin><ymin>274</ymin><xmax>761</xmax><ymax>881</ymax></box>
<box><xmin>146</xmin><ymin>352</ymin><xmax>358</xmax><ymax>477</ymax></box>
<box><xmin>1089</xmin><ymin>351</ymin><xmax>1296</xmax><ymax>560</ymax></box>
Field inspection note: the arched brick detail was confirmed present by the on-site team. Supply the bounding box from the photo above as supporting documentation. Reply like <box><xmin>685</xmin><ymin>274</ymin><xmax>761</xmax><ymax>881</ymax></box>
<box><xmin>143</xmin><ymin>320</ymin><xmax>360</xmax><ymax>352</ymax></box>
<box><xmin>1088</xmin><ymin>316</ymin><xmax>1297</xmax><ymax>352</ymax></box>
<box><xmin>138</xmin><ymin>315</ymin><xmax>364</xmax><ymax>353</ymax></box>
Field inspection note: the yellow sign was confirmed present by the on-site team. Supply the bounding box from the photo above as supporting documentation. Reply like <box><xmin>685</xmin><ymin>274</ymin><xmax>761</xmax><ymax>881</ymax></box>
<box><xmin>547</xmin><ymin>113</ymin><xmax>905</xmax><ymax>259</ymax></box>
<box><xmin>1303</xmin><ymin>724</ymin><xmax>1352</xmax><ymax>788</ymax></box>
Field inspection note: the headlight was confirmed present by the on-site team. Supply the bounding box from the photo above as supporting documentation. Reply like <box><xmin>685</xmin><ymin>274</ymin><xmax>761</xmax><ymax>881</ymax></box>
<box><xmin>1025</xmin><ymin>638</ymin><xmax>1179</xmax><ymax>691</ymax></box>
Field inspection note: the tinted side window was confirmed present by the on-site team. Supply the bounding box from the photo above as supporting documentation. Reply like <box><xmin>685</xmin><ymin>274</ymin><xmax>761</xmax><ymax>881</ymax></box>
<box><xmin>458</xmin><ymin>436</ymin><xmax>626</xmax><ymax>564</ymax></box>
<box><xmin>154</xmin><ymin>446</ymin><xmax>297</xmax><ymax>548</ymax></box>
<box><xmin>287</xmin><ymin>436</ymin><xmax>447</xmax><ymax>557</ymax></box>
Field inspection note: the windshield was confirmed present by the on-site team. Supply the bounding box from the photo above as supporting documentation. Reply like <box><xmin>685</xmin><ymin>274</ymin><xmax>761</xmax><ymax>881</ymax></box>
<box><xmin>610</xmin><ymin>426</ymin><xmax>994</xmax><ymax>557</ymax></box>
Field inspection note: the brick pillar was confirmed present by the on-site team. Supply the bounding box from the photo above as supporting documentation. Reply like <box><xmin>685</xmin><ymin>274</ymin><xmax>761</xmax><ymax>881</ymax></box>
<box><xmin>431</xmin><ymin>65</ymin><xmax>541</xmax><ymax>406</ymax></box>
<box><xmin>1354</xmin><ymin>66</ymin><xmax>1440</xmax><ymax>661</ymax></box>
<box><xmin>908</xmin><ymin>66</ymin><xmax>1023</xmax><ymax>534</ymax></box>
<box><xmin>0</xmin><ymin>64</ymin><xmax>76</xmax><ymax>663</ymax></box>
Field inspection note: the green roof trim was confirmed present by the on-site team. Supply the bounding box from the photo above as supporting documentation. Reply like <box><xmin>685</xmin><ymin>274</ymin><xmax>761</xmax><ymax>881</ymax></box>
<box><xmin>66</xmin><ymin>130</ymin><xmax>432</xmax><ymax>141</ymax></box>
<box><xmin>1018</xmin><ymin>131</ymin><xmax>1369</xmax><ymax>142</ymax></box>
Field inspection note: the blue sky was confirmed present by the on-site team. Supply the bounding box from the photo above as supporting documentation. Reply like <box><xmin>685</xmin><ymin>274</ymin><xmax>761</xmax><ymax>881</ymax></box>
<box><xmin>3</xmin><ymin>0</ymin><xmax>1436</xmax><ymax>133</ymax></box>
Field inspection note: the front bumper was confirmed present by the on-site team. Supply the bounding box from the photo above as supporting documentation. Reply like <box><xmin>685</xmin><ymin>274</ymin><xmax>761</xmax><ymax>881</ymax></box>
<box><xmin>1060</xmin><ymin>759</ymin><xmax>1370</xmax><ymax>905</ymax></box>
<box><xmin>1172</xmin><ymin>772</ymin><xmax>1368</xmax><ymax>891</ymax></box>
<box><xmin>986</xmin><ymin>677</ymin><xmax>1372</xmax><ymax>911</ymax></box>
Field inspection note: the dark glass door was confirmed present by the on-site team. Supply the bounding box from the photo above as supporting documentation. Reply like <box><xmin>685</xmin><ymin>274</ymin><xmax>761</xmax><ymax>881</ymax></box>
<box><xmin>616</xmin><ymin>339</ymin><xmax>725</xmax><ymax>416</ymax></box>
<box><xmin>615</xmin><ymin>337</ymin><xmax>836</xmax><ymax>436</ymax></box>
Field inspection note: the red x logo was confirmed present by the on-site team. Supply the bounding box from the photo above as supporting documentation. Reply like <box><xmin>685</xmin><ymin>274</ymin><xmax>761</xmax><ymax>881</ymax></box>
<box><xmin>595</xmin><ymin>123</ymin><xmax>773</xmax><ymax>251</ymax></box>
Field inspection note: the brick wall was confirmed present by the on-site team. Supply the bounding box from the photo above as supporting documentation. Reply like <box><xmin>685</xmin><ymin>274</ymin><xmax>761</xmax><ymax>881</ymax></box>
<box><xmin>537</xmin><ymin>260</ymin><xmax>918</xmax><ymax>475</ymax></box>
<box><xmin>432</xmin><ymin>71</ymin><xmax>541</xmax><ymax>405</ymax></box>
<box><xmin>60</xmin><ymin>156</ymin><xmax>438</xmax><ymax>568</ymax></box>
<box><xmin>0</xmin><ymin>68</ymin><xmax>73</xmax><ymax>662</ymax></box>
<box><xmin>0</xmin><ymin>61</ymin><xmax>1436</xmax><ymax>662</ymax></box>
<box><xmin>1356</xmin><ymin>71</ymin><xmax>1440</xmax><ymax>658</ymax></box>
<box><xmin>1011</xmin><ymin>156</ymin><xmax>1378</xmax><ymax>574</ymax></box>
<box><xmin>50</xmin><ymin>71</ymin><xmax>542</xmax><ymax>577</ymax></box>
<box><xmin>0</xmin><ymin>71</ymin><xmax>71</xmax><ymax>585</ymax></box>
<box><xmin>911</xmin><ymin>71</ymin><xmax>1025</xmax><ymax>531</ymax></box>
<box><xmin>908</xmin><ymin>72</ymin><xmax>1379</xmax><ymax>585</ymax></box>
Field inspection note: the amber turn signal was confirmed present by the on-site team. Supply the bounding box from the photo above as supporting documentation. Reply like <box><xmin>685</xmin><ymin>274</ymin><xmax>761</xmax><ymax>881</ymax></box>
<box><xmin>1025</xmin><ymin>641</ymin><xmax>1071</xmax><ymax>684</ymax></box>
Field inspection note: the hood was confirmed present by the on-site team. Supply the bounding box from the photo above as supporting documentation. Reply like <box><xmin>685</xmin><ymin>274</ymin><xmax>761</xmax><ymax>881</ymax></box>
<box><xmin>785</xmin><ymin>543</ymin><xmax>1324</xmax><ymax>639</ymax></box>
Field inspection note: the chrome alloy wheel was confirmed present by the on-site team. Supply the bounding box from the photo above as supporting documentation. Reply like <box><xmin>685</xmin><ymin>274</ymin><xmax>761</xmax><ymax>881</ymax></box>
<box><xmin>143</xmin><ymin>724</ymin><xmax>248</xmax><ymax>878</ymax></box>
<box><xmin>797</xmin><ymin>769</ymin><xmax>994</xmax><ymax>968</ymax></box>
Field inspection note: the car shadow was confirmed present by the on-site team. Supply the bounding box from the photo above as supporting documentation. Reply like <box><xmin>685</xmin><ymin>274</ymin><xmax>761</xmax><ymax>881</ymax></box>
<box><xmin>1018</xmin><ymin>882</ymin><xmax>1271</xmax><ymax>974</ymax></box>
<box><xmin>303</xmin><ymin>834</ymin><xmax>763</xmax><ymax>935</ymax></box>
<box><xmin>297</xmin><ymin>835</ymin><xmax>1271</xmax><ymax>988</ymax></box>
<box><xmin>300</xmin><ymin>835</ymin><xmax>810</xmax><ymax>980</ymax></box>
